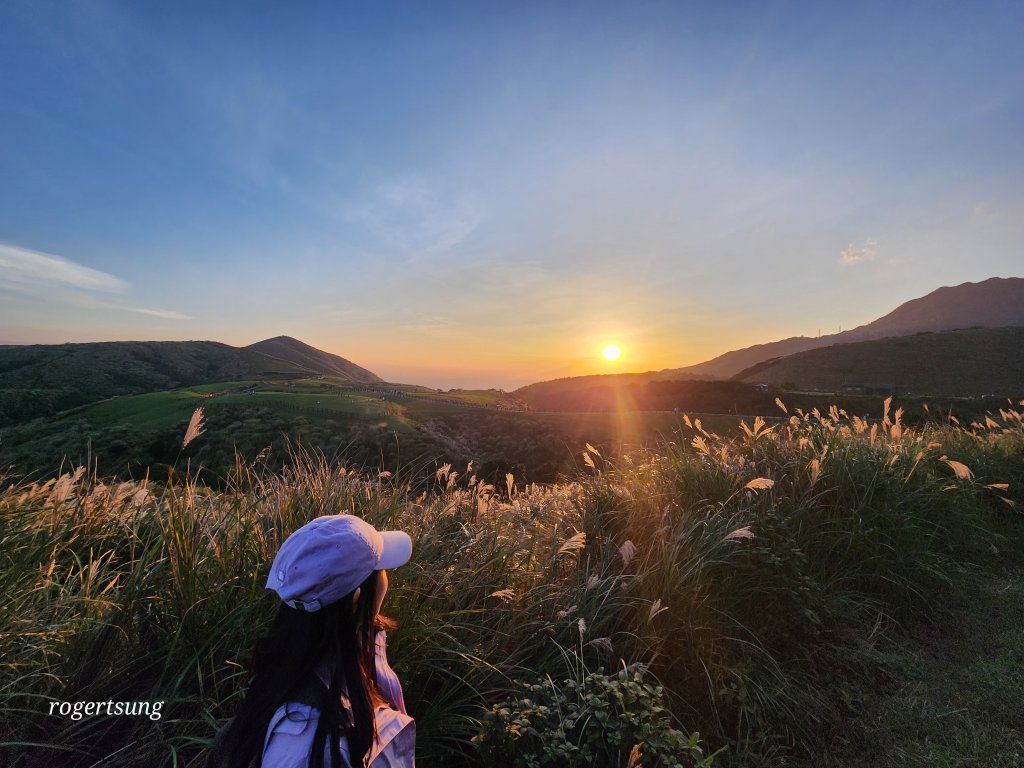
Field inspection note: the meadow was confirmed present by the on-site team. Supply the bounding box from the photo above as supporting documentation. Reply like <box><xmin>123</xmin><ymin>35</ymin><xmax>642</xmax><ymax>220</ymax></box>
<box><xmin>1</xmin><ymin>397</ymin><xmax>1022</xmax><ymax>767</ymax></box>
<box><xmin>0</xmin><ymin>375</ymin><xmax>750</xmax><ymax>486</ymax></box>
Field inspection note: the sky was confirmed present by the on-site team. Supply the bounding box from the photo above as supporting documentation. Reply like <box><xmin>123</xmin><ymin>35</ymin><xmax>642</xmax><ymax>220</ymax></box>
<box><xmin>1</xmin><ymin>1</ymin><xmax>1022</xmax><ymax>389</ymax></box>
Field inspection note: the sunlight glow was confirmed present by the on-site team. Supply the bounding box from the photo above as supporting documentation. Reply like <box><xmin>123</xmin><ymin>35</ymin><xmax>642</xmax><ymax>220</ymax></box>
<box><xmin>602</xmin><ymin>344</ymin><xmax>622</xmax><ymax>361</ymax></box>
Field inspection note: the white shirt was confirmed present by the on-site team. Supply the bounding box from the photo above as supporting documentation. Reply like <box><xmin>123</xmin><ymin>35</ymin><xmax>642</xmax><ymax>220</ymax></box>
<box><xmin>261</xmin><ymin>631</ymin><xmax>414</xmax><ymax>768</ymax></box>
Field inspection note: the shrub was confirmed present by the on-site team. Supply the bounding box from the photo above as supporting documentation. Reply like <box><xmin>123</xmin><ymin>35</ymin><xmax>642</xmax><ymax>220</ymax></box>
<box><xmin>474</xmin><ymin>664</ymin><xmax>715</xmax><ymax>768</ymax></box>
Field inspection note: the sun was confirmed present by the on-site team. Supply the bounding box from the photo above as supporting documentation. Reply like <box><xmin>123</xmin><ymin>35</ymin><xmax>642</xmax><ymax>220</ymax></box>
<box><xmin>602</xmin><ymin>344</ymin><xmax>622</xmax><ymax>361</ymax></box>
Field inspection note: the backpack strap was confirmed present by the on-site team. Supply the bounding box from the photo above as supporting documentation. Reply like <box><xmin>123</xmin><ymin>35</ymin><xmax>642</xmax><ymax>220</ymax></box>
<box><xmin>285</xmin><ymin>675</ymin><xmax>415</xmax><ymax>766</ymax></box>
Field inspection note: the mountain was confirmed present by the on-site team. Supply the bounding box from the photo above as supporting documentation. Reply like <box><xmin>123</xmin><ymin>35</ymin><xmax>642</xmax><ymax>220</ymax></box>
<box><xmin>849</xmin><ymin>277</ymin><xmax>1024</xmax><ymax>338</ymax></box>
<box><xmin>0</xmin><ymin>337</ymin><xmax>381</xmax><ymax>427</ymax></box>
<box><xmin>513</xmin><ymin>277</ymin><xmax>1024</xmax><ymax>405</ymax></box>
<box><xmin>735</xmin><ymin>326</ymin><xmax>1024</xmax><ymax>397</ymax></box>
<box><xmin>0</xmin><ymin>341</ymin><xmax>285</xmax><ymax>426</ymax></box>
<box><xmin>662</xmin><ymin>277</ymin><xmax>1024</xmax><ymax>379</ymax></box>
<box><xmin>246</xmin><ymin>336</ymin><xmax>381</xmax><ymax>383</ymax></box>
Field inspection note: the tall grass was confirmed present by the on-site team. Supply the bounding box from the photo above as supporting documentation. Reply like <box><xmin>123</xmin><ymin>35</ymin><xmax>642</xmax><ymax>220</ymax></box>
<box><xmin>1</xmin><ymin>399</ymin><xmax>1022</xmax><ymax>766</ymax></box>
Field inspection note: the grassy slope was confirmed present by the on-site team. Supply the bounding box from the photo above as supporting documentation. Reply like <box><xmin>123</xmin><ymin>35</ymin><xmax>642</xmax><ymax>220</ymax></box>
<box><xmin>0</xmin><ymin>341</ymin><xmax>302</xmax><ymax>426</ymax></box>
<box><xmin>4</xmin><ymin>360</ymin><xmax>1018</xmax><ymax>488</ymax></box>
<box><xmin>512</xmin><ymin>375</ymin><xmax>917</xmax><ymax>417</ymax></box>
<box><xmin>65</xmin><ymin>386</ymin><xmax>393</xmax><ymax>431</ymax></box>
<box><xmin>2</xmin><ymin>374</ymin><xmax>751</xmax><ymax>483</ymax></box>
<box><xmin>513</xmin><ymin>371</ymin><xmax>682</xmax><ymax>406</ymax></box>
<box><xmin>245</xmin><ymin>335</ymin><xmax>383</xmax><ymax>383</ymax></box>
<box><xmin>2</xmin><ymin>401</ymin><xmax>1022</xmax><ymax>768</ymax></box>
<box><xmin>736</xmin><ymin>327</ymin><xmax>1024</xmax><ymax>396</ymax></box>
<box><xmin>666</xmin><ymin>277</ymin><xmax>1024</xmax><ymax>380</ymax></box>
<box><xmin>811</xmin><ymin>570</ymin><xmax>1024</xmax><ymax>767</ymax></box>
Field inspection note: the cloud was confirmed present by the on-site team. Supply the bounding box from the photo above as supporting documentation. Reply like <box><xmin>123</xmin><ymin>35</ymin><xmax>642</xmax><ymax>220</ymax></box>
<box><xmin>838</xmin><ymin>239</ymin><xmax>878</xmax><ymax>266</ymax></box>
<box><xmin>0</xmin><ymin>244</ymin><xmax>189</xmax><ymax>320</ymax></box>
<box><xmin>398</xmin><ymin>313</ymin><xmax>475</xmax><ymax>341</ymax></box>
<box><xmin>971</xmin><ymin>201</ymin><xmax>1024</xmax><ymax>225</ymax></box>
<box><xmin>324</xmin><ymin>307</ymin><xmax>381</xmax><ymax>324</ymax></box>
<box><xmin>71</xmin><ymin>296</ymin><xmax>191</xmax><ymax>320</ymax></box>
<box><xmin>343</xmin><ymin>177</ymin><xmax>482</xmax><ymax>258</ymax></box>
<box><xmin>112</xmin><ymin>304</ymin><xmax>192</xmax><ymax>320</ymax></box>
<box><xmin>0</xmin><ymin>243</ymin><xmax>128</xmax><ymax>292</ymax></box>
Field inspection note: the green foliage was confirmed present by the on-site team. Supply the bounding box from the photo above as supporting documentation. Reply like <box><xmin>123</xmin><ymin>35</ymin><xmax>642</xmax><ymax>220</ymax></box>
<box><xmin>0</xmin><ymin>398</ymin><xmax>1022</xmax><ymax>766</ymax></box>
<box><xmin>0</xmin><ymin>341</ymin><xmax>298</xmax><ymax>426</ymax></box>
<box><xmin>474</xmin><ymin>666</ymin><xmax>714</xmax><ymax>768</ymax></box>
<box><xmin>735</xmin><ymin>326</ymin><xmax>1024</xmax><ymax>397</ymax></box>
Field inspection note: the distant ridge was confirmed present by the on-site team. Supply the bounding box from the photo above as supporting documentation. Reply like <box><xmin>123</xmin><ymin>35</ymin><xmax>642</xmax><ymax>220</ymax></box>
<box><xmin>0</xmin><ymin>340</ymin><xmax>291</xmax><ymax>426</ymax></box>
<box><xmin>0</xmin><ymin>337</ymin><xmax>381</xmax><ymax>426</ymax></box>
<box><xmin>662</xmin><ymin>277</ymin><xmax>1024</xmax><ymax>379</ymax></box>
<box><xmin>735</xmin><ymin>326</ymin><xmax>1024</xmax><ymax>397</ymax></box>
<box><xmin>514</xmin><ymin>372</ymin><xmax>666</xmax><ymax>411</ymax></box>
<box><xmin>514</xmin><ymin>276</ymin><xmax>1024</xmax><ymax>403</ymax></box>
<box><xmin>246</xmin><ymin>336</ymin><xmax>381</xmax><ymax>383</ymax></box>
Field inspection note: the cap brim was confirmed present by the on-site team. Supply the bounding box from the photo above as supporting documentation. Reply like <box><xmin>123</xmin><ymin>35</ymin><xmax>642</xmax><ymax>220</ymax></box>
<box><xmin>377</xmin><ymin>530</ymin><xmax>413</xmax><ymax>570</ymax></box>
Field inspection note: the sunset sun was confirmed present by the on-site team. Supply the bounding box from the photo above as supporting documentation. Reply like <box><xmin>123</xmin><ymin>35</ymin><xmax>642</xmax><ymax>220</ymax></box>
<box><xmin>602</xmin><ymin>344</ymin><xmax>622</xmax><ymax>361</ymax></box>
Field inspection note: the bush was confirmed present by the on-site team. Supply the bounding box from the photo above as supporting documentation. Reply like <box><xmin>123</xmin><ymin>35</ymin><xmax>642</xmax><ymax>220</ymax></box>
<box><xmin>474</xmin><ymin>664</ymin><xmax>715</xmax><ymax>768</ymax></box>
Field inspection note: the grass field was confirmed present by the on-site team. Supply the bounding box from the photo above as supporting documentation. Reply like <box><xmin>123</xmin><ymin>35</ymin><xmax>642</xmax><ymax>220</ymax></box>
<box><xmin>2</xmin><ymin>397</ymin><xmax>1021</xmax><ymax>767</ymax></box>
<box><xmin>55</xmin><ymin>381</ymin><xmax>394</xmax><ymax>430</ymax></box>
<box><xmin>1</xmin><ymin>374</ymin><xmax>757</xmax><ymax>484</ymax></box>
<box><xmin>803</xmin><ymin>568</ymin><xmax>1024</xmax><ymax>767</ymax></box>
<box><xmin>44</xmin><ymin>381</ymin><xmax>515</xmax><ymax>435</ymax></box>
<box><xmin>737</xmin><ymin>326</ymin><xmax>1024</xmax><ymax>397</ymax></box>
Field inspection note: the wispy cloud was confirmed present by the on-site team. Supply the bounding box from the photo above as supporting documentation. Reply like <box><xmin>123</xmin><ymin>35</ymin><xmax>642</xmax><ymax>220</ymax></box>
<box><xmin>343</xmin><ymin>176</ymin><xmax>482</xmax><ymax>259</ymax></box>
<box><xmin>971</xmin><ymin>201</ymin><xmax>1024</xmax><ymax>225</ymax></box>
<box><xmin>0</xmin><ymin>243</ymin><xmax>127</xmax><ymax>292</ymax></box>
<box><xmin>398</xmin><ymin>313</ymin><xmax>475</xmax><ymax>341</ymax></box>
<box><xmin>324</xmin><ymin>307</ymin><xmax>382</xmax><ymax>324</ymax></box>
<box><xmin>0</xmin><ymin>243</ymin><xmax>189</xmax><ymax>321</ymax></box>
<box><xmin>71</xmin><ymin>296</ymin><xmax>191</xmax><ymax>320</ymax></box>
<box><xmin>839</xmin><ymin>238</ymin><xmax>878</xmax><ymax>266</ymax></box>
<box><xmin>108</xmin><ymin>304</ymin><xmax>191</xmax><ymax>320</ymax></box>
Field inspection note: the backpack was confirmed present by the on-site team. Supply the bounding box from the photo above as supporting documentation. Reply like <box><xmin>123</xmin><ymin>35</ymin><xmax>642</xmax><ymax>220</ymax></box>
<box><xmin>288</xmin><ymin>675</ymin><xmax>415</xmax><ymax>768</ymax></box>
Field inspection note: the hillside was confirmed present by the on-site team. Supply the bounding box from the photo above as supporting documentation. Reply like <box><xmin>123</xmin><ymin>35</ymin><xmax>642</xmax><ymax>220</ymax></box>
<box><xmin>513</xmin><ymin>373</ymin><xmax>817</xmax><ymax>413</ymax></box>
<box><xmin>735</xmin><ymin>326</ymin><xmax>1024</xmax><ymax>397</ymax></box>
<box><xmin>5</xmin><ymin>396</ymin><xmax>1022</xmax><ymax>766</ymax></box>
<box><xmin>849</xmin><ymin>276</ymin><xmax>1024</xmax><ymax>337</ymax></box>
<box><xmin>0</xmin><ymin>340</ymin><xmax>303</xmax><ymax>426</ymax></box>
<box><xmin>0</xmin><ymin>337</ymin><xmax>384</xmax><ymax>427</ymax></box>
<box><xmin>663</xmin><ymin>276</ymin><xmax>1024</xmax><ymax>379</ymax></box>
<box><xmin>514</xmin><ymin>374</ymin><xmax>880</xmax><ymax>417</ymax></box>
<box><xmin>246</xmin><ymin>336</ymin><xmax>381</xmax><ymax>383</ymax></box>
<box><xmin>513</xmin><ymin>372</ymin><xmax>671</xmax><ymax>410</ymax></box>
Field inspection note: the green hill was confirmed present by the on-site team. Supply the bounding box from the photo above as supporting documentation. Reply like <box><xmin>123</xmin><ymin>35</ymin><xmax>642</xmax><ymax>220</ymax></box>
<box><xmin>246</xmin><ymin>336</ymin><xmax>382</xmax><ymax>383</ymax></box>
<box><xmin>0</xmin><ymin>341</ymin><xmax>303</xmax><ymax>426</ymax></box>
<box><xmin>661</xmin><ymin>276</ymin><xmax>1024</xmax><ymax>379</ymax></box>
<box><xmin>0</xmin><ymin>337</ymin><xmax>386</xmax><ymax>427</ymax></box>
<box><xmin>734</xmin><ymin>326</ymin><xmax>1024</xmax><ymax>397</ymax></box>
<box><xmin>0</xmin><ymin>369</ymin><xmax>751</xmax><ymax>484</ymax></box>
<box><xmin>513</xmin><ymin>372</ymin><xmax>675</xmax><ymax>411</ymax></box>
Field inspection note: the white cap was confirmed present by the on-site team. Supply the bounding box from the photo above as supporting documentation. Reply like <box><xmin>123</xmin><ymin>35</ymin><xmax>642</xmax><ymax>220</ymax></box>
<box><xmin>266</xmin><ymin>514</ymin><xmax>412</xmax><ymax>612</ymax></box>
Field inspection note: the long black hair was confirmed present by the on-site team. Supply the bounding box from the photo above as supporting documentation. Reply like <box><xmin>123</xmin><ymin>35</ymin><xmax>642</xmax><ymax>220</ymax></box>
<box><xmin>206</xmin><ymin>570</ymin><xmax>385</xmax><ymax>768</ymax></box>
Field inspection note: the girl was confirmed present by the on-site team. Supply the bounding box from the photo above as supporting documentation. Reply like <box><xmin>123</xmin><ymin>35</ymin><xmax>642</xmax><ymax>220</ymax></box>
<box><xmin>206</xmin><ymin>514</ymin><xmax>415</xmax><ymax>768</ymax></box>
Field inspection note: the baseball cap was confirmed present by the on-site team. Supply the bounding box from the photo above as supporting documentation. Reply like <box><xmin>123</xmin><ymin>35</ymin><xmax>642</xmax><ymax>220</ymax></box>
<box><xmin>266</xmin><ymin>514</ymin><xmax>413</xmax><ymax>612</ymax></box>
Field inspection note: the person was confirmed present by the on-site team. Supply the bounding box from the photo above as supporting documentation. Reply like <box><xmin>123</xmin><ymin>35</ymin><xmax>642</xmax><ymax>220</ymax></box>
<box><xmin>205</xmin><ymin>514</ymin><xmax>415</xmax><ymax>768</ymax></box>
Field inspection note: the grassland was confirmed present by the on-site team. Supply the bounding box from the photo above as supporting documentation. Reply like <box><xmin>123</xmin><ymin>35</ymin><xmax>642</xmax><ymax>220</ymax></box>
<box><xmin>807</xmin><ymin>569</ymin><xmax>1024</xmax><ymax>767</ymax></box>
<box><xmin>736</xmin><ymin>326</ymin><xmax>1024</xmax><ymax>397</ymax></box>
<box><xmin>0</xmin><ymin>373</ymin><xmax>754</xmax><ymax>485</ymax></box>
<box><xmin>1</xmin><ymin>396</ymin><xmax>1022</xmax><ymax>767</ymax></box>
<box><xmin>0</xmin><ymin>340</ymin><xmax>306</xmax><ymax>426</ymax></box>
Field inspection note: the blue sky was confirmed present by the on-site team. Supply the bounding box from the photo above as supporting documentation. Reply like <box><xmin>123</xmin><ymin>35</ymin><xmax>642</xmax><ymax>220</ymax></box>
<box><xmin>1</xmin><ymin>1</ymin><xmax>1021</xmax><ymax>388</ymax></box>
